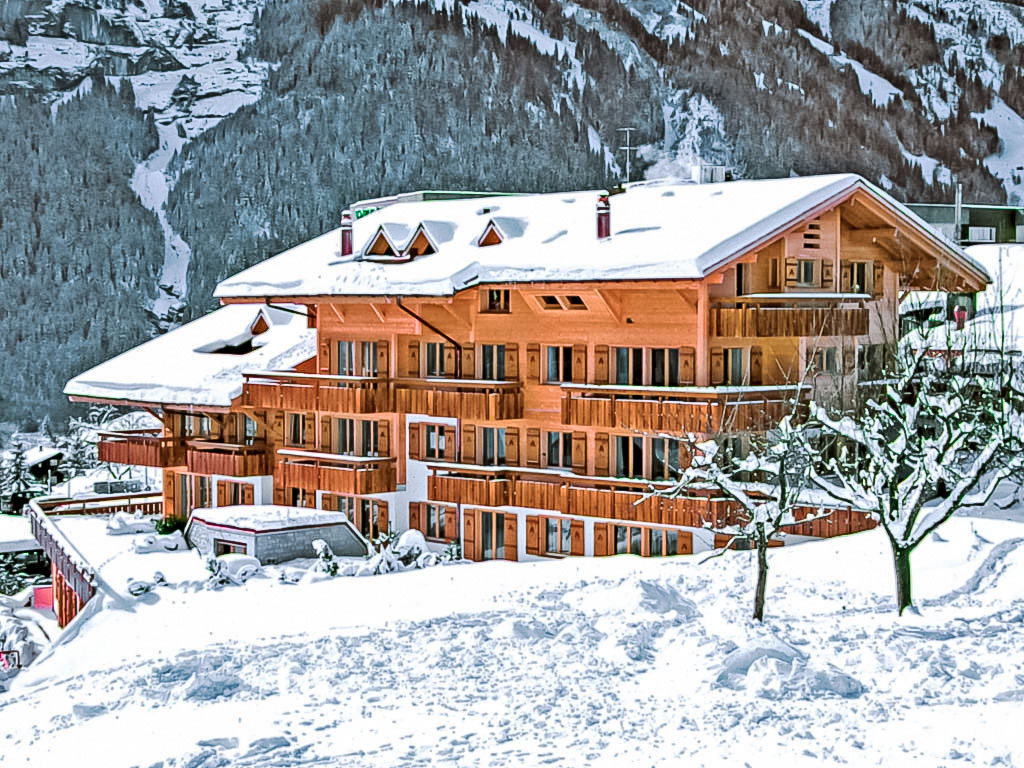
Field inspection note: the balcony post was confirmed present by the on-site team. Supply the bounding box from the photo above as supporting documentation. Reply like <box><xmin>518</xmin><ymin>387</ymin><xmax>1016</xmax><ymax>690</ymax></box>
<box><xmin>696</xmin><ymin>281</ymin><xmax>709</xmax><ymax>386</ymax></box>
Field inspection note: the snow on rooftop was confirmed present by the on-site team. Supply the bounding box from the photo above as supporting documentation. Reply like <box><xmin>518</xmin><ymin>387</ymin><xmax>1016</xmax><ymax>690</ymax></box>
<box><xmin>63</xmin><ymin>304</ymin><xmax>314</xmax><ymax>407</ymax></box>
<box><xmin>190</xmin><ymin>505</ymin><xmax>352</xmax><ymax>532</ymax></box>
<box><xmin>0</xmin><ymin>514</ymin><xmax>39</xmax><ymax>554</ymax></box>
<box><xmin>216</xmin><ymin>174</ymin><xmax>974</xmax><ymax>299</ymax></box>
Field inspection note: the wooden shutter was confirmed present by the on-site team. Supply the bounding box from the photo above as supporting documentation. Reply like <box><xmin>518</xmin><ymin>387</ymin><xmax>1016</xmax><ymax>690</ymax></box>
<box><xmin>572</xmin><ymin>344</ymin><xmax>587</xmax><ymax>383</ymax></box>
<box><xmin>679</xmin><ymin>347</ymin><xmax>695</xmax><ymax>385</ymax></box>
<box><xmin>526</xmin><ymin>343</ymin><xmax>541</xmax><ymax>382</ymax></box>
<box><xmin>593</xmin><ymin>523</ymin><xmax>610</xmax><ymax>556</ymax></box>
<box><xmin>525</xmin><ymin>516</ymin><xmax>541</xmax><ymax>555</ymax></box>
<box><xmin>461</xmin><ymin>346</ymin><xmax>475</xmax><ymax>379</ymax></box>
<box><xmin>840</xmin><ymin>264</ymin><xmax>852</xmax><ymax>293</ymax></box>
<box><xmin>504</xmin><ymin>515</ymin><xmax>518</xmax><ymax>561</ymax></box>
<box><xmin>407</xmin><ymin>422</ymin><xmax>421</xmax><ymax>460</ymax></box>
<box><xmin>594</xmin><ymin>345</ymin><xmax>609</xmax><ymax>384</ymax></box>
<box><xmin>461</xmin><ymin>424</ymin><xmax>477</xmax><ymax>463</ymax></box>
<box><xmin>822</xmin><ymin>261</ymin><xmax>834</xmax><ymax>286</ymax></box>
<box><xmin>710</xmin><ymin>348</ymin><xmax>725</xmax><ymax>385</ymax></box>
<box><xmin>242</xmin><ymin>484</ymin><xmax>254</xmax><ymax>505</ymax></box>
<box><xmin>504</xmin><ymin>427</ymin><xmax>520</xmax><ymax>466</ymax></box>
<box><xmin>320</xmin><ymin>416</ymin><xmax>332</xmax><ymax>452</ymax></box>
<box><xmin>377</xmin><ymin>420</ymin><xmax>390</xmax><ymax>457</ymax></box>
<box><xmin>443</xmin><ymin>345</ymin><xmax>457</xmax><ymax>377</ymax></box>
<box><xmin>873</xmin><ymin>263</ymin><xmax>884</xmax><ymax>297</ymax></box>
<box><xmin>376</xmin><ymin>340</ymin><xmax>389</xmax><ymax>376</ymax></box>
<box><xmin>842</xmin><ymin>344</ymin><xmax>855</xmax><ymax>375</ymax></box>
<box><xmin>406</xmin><ymin>340</ymin><xmax>420</xmax><ymax>376</ymax></box>
<box><xmin>785</xmin><ymin>258</ymin><xmax>798</xmax><ymax>287</ymax></box>
<box><xmin>408</xmin><ymin>501</ymin><xmax>424</xmax><ymax>533</ymax></box>
<box><xmin>594</xmin><ymin>433</ymin><xmax>609</xmax><ymax>476</ymax></box>
<box><xmin>443</xmin><ymin>507</ymin><xmax>457</xmax><ymax>540</ymax></box>
<box><xmin>504</xmin><ymin>343</ymin><xmax>519</xmax><ymax>380</ymax></box>
<box><xmin>525</xmin><ymin>428</ymin><xmax>541</xmax><ymax>467</ymax></box>
<box><xmin>303</xmin><ymin>414</ymin><xmax>314</xmax><ymax>447</ymax></box>
<box><xmin>679</xmin><ymin>531</ymin><xmax>694</xmax><ymax>555</ymax></box>
<box><xmin>570</xmin><ymin>519</ymin><xmax>584</xmax><ymax>556</ymax></box>
<box><xmin>750</xmin><ymin>346</ymin><xmax>763</xmax><ymax>386</ymax></box>
<box><xmin>442</xmin><ymin>427</ymin><xmax>456</xmax><ymax>460</ymax></box>
<box><xmin>571</xmin><ymin>432</ymin><xmax>587</xmax><ymax>473</ymax></box>
<box><xmin>377</xmin><ymin>501</ymin><xmax>389</xmax><ymax>536</ymax></box>
<box><xmin>319</xmin><ymin>339</ymin><xmax>330</xmax><ymax>374</ymax></box>
<box><xmin>216</xmin><ymin>481</ymin><xmax>230</xmax><ymax>507</ymax></box>
<box><xmin>463</xmin><ymin>509</ymin><xmax>479</xmax><ymax>561</ymax></box>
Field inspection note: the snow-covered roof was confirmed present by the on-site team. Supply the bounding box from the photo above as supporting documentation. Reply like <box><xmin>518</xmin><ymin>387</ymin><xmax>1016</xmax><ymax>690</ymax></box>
<box><xmin>190</xmin><ymin>505</ymin><xmax>352</xmax><ymax>532</ymax></box>
<box><xmin>64</xmin><ymin>304</ymin><xmax>314</xmax><ymax>408</ymax></box>
<box><xmin>215</xmin><ymin>174</ymin><xmax>986</xmax><ymax>299</ymax></box>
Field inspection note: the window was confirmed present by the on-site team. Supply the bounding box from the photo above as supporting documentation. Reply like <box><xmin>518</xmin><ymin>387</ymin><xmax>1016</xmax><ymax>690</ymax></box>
<box><xmin>362</xmin><ymin>420</ymin><xmax>379</xmax><ymax>457</ymax></box>
<box><xmin>797</xmin><ymin>259</ymin><xmax>815</xmax><ymax>286</ymax></box>
<box><xmin>425</xmin><ymin>504</ymin><xmax>446</xmax><ymax>539</ymax></box>
<box><xmin>614</xmin><ymin>347</ymin><xmax>643</xmax><ymax>385</ymax></box>
<box><xmin>242</xmin><ymin>416</ymin><xmax>258</xmax><ymax>446</ymax></box>
<box><xmin>481</xmin><ymin>427</ymin><xmax>506</xmax><ymax>466</ymax></box>
<box><xmin>614</xmin><ymin>526</ymin><xmax>681</xmax><ymax>557</ymax></box>
<box><xmin>769</xmin><ymin>258</ymin><xmax>780</xmax><ymax>289</ymax></box>
<box><xmin>337</xmin><ymin>341</ymin><xmax>378</xmax><ymax>376</ymax></box>
<box><xmin>425</xmin><ymin>425</ymin><xmax>447</xmax><ymax>459</ymax></box>
<box><xmin>289</xmin><ymin>486</ymin><xmax>309</xmax><ymax>507</ymax></box>
<box><xmin>481</xmin><ymin>344</ymin><xmax>506</xmax><ymax>380</ymax></box>
<box><xmin>651</xmin><ymin>438</ymin><xmax>681</xmax><ymax>481</ymax></box>
<box><xmin>286</xmin><ymin>413</ymin><xmax>305</xmax><ymax>447</ymax></box>
<box><xmin>546</xmin><ymin>345</ymin><xmax>573</xmax><ymax>383</ymax></box>
<box><xmin>648</xmin><ymin>528</ymin><xmax>679</xmax><ymax>557</ymax></box>
<box><xmin>803</xmin><ymin>221</ymin><xmax>821</xmax><ymax>250</ymax></box>
<box><xmin>214</xmin><ymin>540</ymin><xmax>247</xmax><ymax>556</ymax></box>
<box><xmin>851</xmin><ymin>262</ymin><xmax>869</xmax><ymax>293</ymax></box>
<box><xmin>810</xmin><ymin>347</ymin><xmax>840</xmax><ymax>374</ymax></box>
<box><xmin>614</xmin><ymin>525</ymin><xmax>642</xmax><ymax>555</ymax></box>
<box><xmin>616</xmin><ymin>435</ymin><xmax>644</xmax><ymax>479</ymax></box>
<box><xmin>484</xmin><ymin>289</ymin><xmax>510</xmax><ymax>313</ymax></box>
<box><xmin>425</xmin><ymin>342</ymin><xmax>445</xmax><ymax>376</ymax></box>
<box><xmin>539</xmin><ymin>295</ymin><xmax>561</xmax><ymax>309</ymax></box>
<box><xmin>650</xmin><ymin>348</ymin><xmax>680</xmax><ymax>387</ymax></box>
<box><xmin>545</xmin><ymin>518</ymin><xmax>572</xmax><ymax>555</ymax></box>
<box><xmin>723</xmin><ymin>348</ymin><xmax>744</xmax><ymax>386</ymax></box>
<box><xmin>197</xmin><ymin>415</ymin><xmax>212</xmax><ymax>437</ymax></box>
<box><xmin>480</xmin><ymin>510</ymin><xmax>505</xmax><ymax>560</ymax></box>
<box><xmin>333</xmin><ymin>418</ymin><xmax>380</xmax><ymax>456</ymax></box>
<box><xmin>565</xmin><ymin>295</ymin><xmax>587</xmax><ymax>309</ymax></box>
<box><xmin>175</xmin><ymin>473</ymin><xmax>189</xmax><ymax>518</ymax></box>
<box><xmin>338</xmin><ymin>497</ymin><xmax>384</xmax><ymax>539</ymax></box>
<box><xmin>736</xmin><ymin>263</ymin><xmax>747</xmax><ymax>295</ymax></box>
<box><xmin>336</xmin><ymin>418</ymin><xmax>354</xmax><ymax>454</ymax></box>
<box><xmin>546</xmin><ymin>431</ymin><xmax>573</xmax><ymax>469</ymax></box>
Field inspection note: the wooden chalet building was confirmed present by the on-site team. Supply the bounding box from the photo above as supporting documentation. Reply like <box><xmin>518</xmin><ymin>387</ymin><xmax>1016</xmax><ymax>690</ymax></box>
<box><xmin>66</xmin><ymin>174</ymin><xmax>989</xmax><ymax>562</ymax></box>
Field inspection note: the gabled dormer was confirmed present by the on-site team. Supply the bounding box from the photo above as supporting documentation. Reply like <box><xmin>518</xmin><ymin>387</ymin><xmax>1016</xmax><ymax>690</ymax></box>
<box><xmin>404</xmin><ymin>224</ymin><xmax>438</xmax><ymax>258</ymax></box>
<box><xmin>249</xmin><ymin>311</ymin><xmax>270</xmax><ymax>336</ymax></box>
<box><xmin>362</xmin><ymin>226</ymin><xmax>401</xmax><ymax>262</ymax></box>
<box><xmin>478</xmin><ymin>219</ymin><xmax>504</xmax><ymax>247</ymax></box>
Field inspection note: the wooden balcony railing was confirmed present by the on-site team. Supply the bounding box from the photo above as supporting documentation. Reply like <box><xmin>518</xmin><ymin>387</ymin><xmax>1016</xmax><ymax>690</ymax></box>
<box><xmin>394</xmin><ymin>378</ymin><xmax>523</xmax><ymax>420</ymax></box>
<box><xmin>561</xmin><ymin>385</ymin><xmax>801</xmax><ymax>433</ymax></box>
<box><xmin>280</xmin><ymin>453</ymin><xmax>397</xmax><ymax>495</ymax></box>
<box><xmin>242</xmin><ymin>372</ymin><xmax>393</xmax><ymax>413</ymax></box>
<box><xmin>186</xmin><ymin>441</ymin><xmax>271</xmax><ymax>477</ymax></box>
<box><xmin>97</xmin><ymin>430</ymin><xmax>185</xmax><ymax>468</ymax></box>
<box><xmin>712</xmin><ymin>305</ymin><xmax>869</xmax><ymax>338</ymax></box>
<box><xmin>427</xmin><ymin>469</ymin><xmax>512</xmax><ymax>506</ymax></box>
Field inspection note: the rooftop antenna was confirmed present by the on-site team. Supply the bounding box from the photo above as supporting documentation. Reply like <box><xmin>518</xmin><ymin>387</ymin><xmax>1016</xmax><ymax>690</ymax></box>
<box><xmin>617</xmin><ymin>127</ymin><xmax>637</xmax><ymax>185</ymax></box>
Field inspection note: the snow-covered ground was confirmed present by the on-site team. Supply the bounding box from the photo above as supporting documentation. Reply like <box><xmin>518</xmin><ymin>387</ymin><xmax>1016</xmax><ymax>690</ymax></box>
<box><xmin>1</xmin><ymin>515</ymin><xmax>1022</xmax><ymax>766</ymax></box>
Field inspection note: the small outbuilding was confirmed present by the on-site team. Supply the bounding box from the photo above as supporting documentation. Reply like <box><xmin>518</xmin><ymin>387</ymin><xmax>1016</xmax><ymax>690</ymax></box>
<box><xmin>186</xmin><ymin>505</ymin><xmax>369</xmax><ymax>564</ymax></box>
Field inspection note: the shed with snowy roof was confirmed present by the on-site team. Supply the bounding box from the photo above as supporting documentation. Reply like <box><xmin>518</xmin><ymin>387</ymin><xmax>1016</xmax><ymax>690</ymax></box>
<box><xmin>186</xmin><ymin>505</ymin><xmax>369</xmax><ymax>564</ymax></box>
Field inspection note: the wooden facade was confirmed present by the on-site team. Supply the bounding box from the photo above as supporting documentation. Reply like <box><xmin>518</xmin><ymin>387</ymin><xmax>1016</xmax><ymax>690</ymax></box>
<box><xmin>83</xmin><ymin>183</ymin><xmax>988</xmax><ymax>564</ymax></box>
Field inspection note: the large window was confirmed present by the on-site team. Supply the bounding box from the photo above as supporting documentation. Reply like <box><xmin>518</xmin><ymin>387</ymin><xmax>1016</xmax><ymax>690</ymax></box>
<box><xmin>797</xmin><ymin>259</ymin><xmax>815</xmax><ymax>286</ymax></box>
<box><xmin>851</xmin><ymin>262</ymin><xmax>869</xmax><ymax>294</ymax></box>
<box><xmin>614</xmin><ymin>525</ymin><xmax>642</xmax><ymax>555</ymax></box>
<box><xmin>614</xmin><ymin>347</ymin><xmax>643</xmax><ymax>385</ymax></box>
<box><xmin>481</xmin><ymin>344</ymin><xmax>506</xmax><ymax>380</ymax></box>
<box><xmin>286</xmin><ymin>413</ymin><xmax>305</xmax><ymax>447</ymax></box>
<box><xmin>546</xmin><ymin>431</ymin><xmax>573</xmax><ymax>469</ymax></box>
<box><xmin>723</xmin><ymin>348</ymin><xmax>744</xmax><ymax>386</ymax></box>
<box><xmin>242</xmin><ymin>415</ymin><xmax>258</xmax><ymax>446</ymax></box>
<box><xmin>337</xmin><ymin>341</ymin><xmax>378</xmax><ymax>376</ymax></box>
<box><xmin>546</xmin><ymin>345</ymin><xmax>573</xmax><ymax>383</ymax></box>
<box><xmin>614</xmin><ymin>525</ymin><xmax>681</xmax><ymax>557</ymax></box>
<box><xmin>484</xmin><ymin>289</ymin><xmax>510</xmax><ymax>313</ymax></box>
<box><xmin>650</xmin><ymin>348</ymin><xmax>681</xmax><ymax>387</ymax></box>
<box><xmin>480</xmin><ymin>510</ymin><xmax>505</xmax><ymax>560</ymax></box>
<box><xmin>481</xmin><ymin>427</ymin><xmax>506</xmax><ymax>466</ymax></box>
<box><xmin>425</xmin><ymin>342</ymin><xmax>445</xmax><ymax>376</ymax></box>
<box><xmin>545</xmin><ymin>518</ymin><xmax>572</xmax><ymax>555</ymax></box>
<box><xmin>334</xmin><ymin>418</ymin><xmax>380</xmax><ymax>456</ymax></box>
<box><xmin>425</xmin><ymin>425</ymin><xmax>447</xmax><ymax>460</ymax></box>
<box><xmin>651</xmin><ymin>437</ymin><xmax>681</xmax><ymax>480</ymax></box>
<box><xmin>809</xmin><ymin>347</ymin><xmax>840</xmax><ymax>374</ymax></box>
<box><xmin>425</xmin><ymin>504</ymin><xmax>446</xmax><ymax>539</ymax></box>
<box><xmin>616</xmin><ymin>435</ymin><xmax>644</xmax><ymax>479</ymax></box>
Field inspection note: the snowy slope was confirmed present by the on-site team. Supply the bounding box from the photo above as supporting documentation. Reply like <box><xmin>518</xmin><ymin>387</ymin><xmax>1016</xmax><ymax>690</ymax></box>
<box><xmin>1</xmin><ymin>517</ymin><xmax>1023</xmax><ymax>766</ymax></box>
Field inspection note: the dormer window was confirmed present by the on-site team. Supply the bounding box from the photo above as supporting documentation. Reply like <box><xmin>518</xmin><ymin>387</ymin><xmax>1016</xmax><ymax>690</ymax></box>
<box><xmin>250</xmin><ymin>312</ymin><xmax>269</xmax><ymax>336</ymax></box>
<box><xmin>404</xmin><ymin>226</ymin><xmax>437</xmax><ymax>258</ymax></box>
<box><xmin>365</xmin><ymin>228</ymin><xmax>399</xmax><ymax>260</ymax></box>
<box><xmin>478</xmin><ymin>220</ymin><xmax>504</xmax><ymax>247</ymax></box>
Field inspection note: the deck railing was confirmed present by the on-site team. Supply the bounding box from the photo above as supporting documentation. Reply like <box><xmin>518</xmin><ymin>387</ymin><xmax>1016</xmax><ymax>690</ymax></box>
<box><xmin>279</xmin><ymin>453</ymin><xmax>397</xmax><ymax>495</ymax></box>
<box><xmin>97</xmin><ymin>429</ymin><xmax>185</xmax><ymax>468</ymax></box>
<box><xmin>186</xmin><ymin>441</ymin><xmax>271</xmax><ymax>477</ymax></box>
<box><xmin>242</xmin><ymin>372</ymin><xmax>393</xmax><ymax>413</ymax></box>
<box><xmin>712</xmin><ymin>305</ymin><xmax>869</xmax><ymax>338</ymax></box>
<box><xmin>394</xmin><ymin>378</ymin><xmax>523</xmax><ymax>420</ymax></box>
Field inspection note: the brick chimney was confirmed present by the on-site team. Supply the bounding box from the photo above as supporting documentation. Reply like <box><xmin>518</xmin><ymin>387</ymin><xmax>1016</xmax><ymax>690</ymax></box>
<box><xmin>340</xmin><ymin>209</ymin><xmax>354</xmax><ymax>257</ymax></box>
<box><xmin>597</xmin><ymin>194</ymin><xmax>610</xmax><ymax>240</ymax></box>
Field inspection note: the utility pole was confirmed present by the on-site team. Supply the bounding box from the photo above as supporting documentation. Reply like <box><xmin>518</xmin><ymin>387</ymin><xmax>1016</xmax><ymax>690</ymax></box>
<box><xmin>954</xmin><ymin>182</ymin><xmax>963</xmax><ymax>245</ymax></box>
<box><xmin>617</xmin><ymin>127</ymin><xmax>637</xmax><ymax>185</ymax></box>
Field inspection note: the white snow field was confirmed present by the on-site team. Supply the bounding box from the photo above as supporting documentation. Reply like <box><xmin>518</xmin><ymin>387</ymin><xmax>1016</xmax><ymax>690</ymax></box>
<box><xmin>2</xmin><ymin>517</ymin><xmax>1023</xmax><ymax>767</ymax></box>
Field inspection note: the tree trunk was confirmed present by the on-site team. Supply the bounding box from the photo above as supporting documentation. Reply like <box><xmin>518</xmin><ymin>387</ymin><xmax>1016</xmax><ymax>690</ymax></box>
<box><xmin>893</xmin><ymin>545</ymin><xmax>913</xmax><ymax>615</ymax></box>
<box><xmin>753</xmin><ymin>523</ymin><xmax>768</xmax><ymax>622</ymax></box>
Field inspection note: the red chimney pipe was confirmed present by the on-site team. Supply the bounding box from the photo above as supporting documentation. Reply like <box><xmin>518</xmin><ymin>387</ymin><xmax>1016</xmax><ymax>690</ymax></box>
<box><xmin>340</xmin><ymin>209</ymin><xmax>354</xmax><ymax>257</ymax></box>
<box><xmin>597</xmin><ymin>194</ymin><xmax>610</xmax><ymax>240</ymax></box>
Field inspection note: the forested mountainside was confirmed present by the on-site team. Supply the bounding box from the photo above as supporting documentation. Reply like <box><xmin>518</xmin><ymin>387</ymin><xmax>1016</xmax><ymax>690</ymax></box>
<box><xmin>2</xmin><ymin>0</ymin><xmax>1024</xmax><ymax>425</ymax></box>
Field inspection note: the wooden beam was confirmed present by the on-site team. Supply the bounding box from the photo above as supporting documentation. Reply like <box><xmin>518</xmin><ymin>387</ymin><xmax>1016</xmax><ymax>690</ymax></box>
<box><xmin>328</xmin><ymin>303</ymin><xmax>345</xmax><ymax>323</ymax></box>
<box><xmin>696</xmin><ymin>282</ymin><xmax>709</xmax><ymax>387</ymax></box>
<box><xmin>593</xmin><ymin>289</ymin><xmax>624</xmax><ymax>323</ymax></box>
<box><xmin>369</xmin><ymin>303</ymin><xmax>386</xmax><ymax>323</ymax></box>
<box><xmin>675</xmin><ymin>288</ymin><xmax>697</xmax><ymax>312</ymax></box>
<box><xmin>849</xmin><ymin>227</ymin><xmax>898</xmax><ymax>244</ymax></box>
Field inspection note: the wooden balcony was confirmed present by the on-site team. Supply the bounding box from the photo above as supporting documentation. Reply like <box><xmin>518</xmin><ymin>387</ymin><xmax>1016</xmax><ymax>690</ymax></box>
<box><xmin>186</xmin><ymin>441</ymin><xmax>271</xmax><ymax>476</ymax></box>
<box><xmin>242</xmin><ymin>372</ymin><xmax>392</xmax><ymax>413</ymax></box>
<box><xmin>712</xmin><ymin>304</ymin><xmax>869</xmax><ymax>338</ymax></box>
<box><xmin>427</xmin><ymin>469</ymin><xmax>512</xmax><ymax>506</ymax></box>
<box><xmin>280</xmin><ymin>453</ymin><xmax>397</xmax><ymax>495</ymax></box>
<box><xmin>97</xmin><ymin>430</ymin><xmax>184</xmax><ymax>468</ymax></box>
<box><xmin>560</xmin><ymin>385</ymin><xmax>799</xmax><ymax>433</ymax></box>
<box><xmin>394</xmin><ymin>378</ymin><xmax>523</xmax><ymax>420</ymax></box>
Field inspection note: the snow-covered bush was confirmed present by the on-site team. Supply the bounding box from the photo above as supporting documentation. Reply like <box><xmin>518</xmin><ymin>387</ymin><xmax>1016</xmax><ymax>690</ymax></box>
<box><xmin>312</xmin><ymin>539</ymin><xmax>338</xmax><ymax>576</ymax></box>
<box><xmin>107</xmin><ymin>511</ymin><xmax>157</xmax><ymax>536</ymax></box>
<box><xmin>133</xmin><ymin>531</ymin><xmax>187</xmax><ymax>554</ymax></box>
